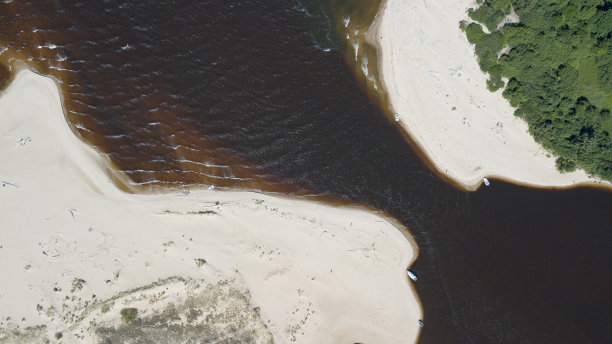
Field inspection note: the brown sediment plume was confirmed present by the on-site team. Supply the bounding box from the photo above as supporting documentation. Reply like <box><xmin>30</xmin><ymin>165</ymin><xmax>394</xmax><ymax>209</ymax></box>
<box><xmin>0</xmin><ymin>62</ymin><xmax>10</xmax><ymax>90</ymax></box>
<box><xmin>0</xmin><ymin>1</ymin><xmax>306</xmax><ymax>195</ymax></box>
<box><xmin>0</xmin><ymin>0</ymin><xmax>451</xmax><ymax>197</ymax></box>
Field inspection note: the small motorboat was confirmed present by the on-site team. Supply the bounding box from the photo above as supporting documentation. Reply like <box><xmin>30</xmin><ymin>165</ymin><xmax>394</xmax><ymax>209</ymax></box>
<box><xmin>207</xmin><ymin>184</ymin><xmax>215</xmax><ymax>190</ymax></box>
<box><xmin>394</xmin><ymin>113</ymin><xmax>400</xmax><ymax>122</ymax></box>
<box><xmin>418</xmin><ymin>319</ymin><xmax>424</xmax><ymax>327</ymax></box>
<box><xmin>483</xmin><ymin>177</ymin><xmax>490</xmax><ymax>186</ymax></box>
<box><xmin>406</xmin><ymin>269</ymin><xmax>417</xmax><ymax>281</ymax></box>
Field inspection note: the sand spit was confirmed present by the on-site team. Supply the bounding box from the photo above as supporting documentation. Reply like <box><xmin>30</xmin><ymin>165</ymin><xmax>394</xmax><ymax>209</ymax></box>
<box><xmin>0</xmin><ymin>70</ymin><xmax>421</xmax><ymax>343</ymax></box>
<box><xmin>374</xmin><ymin>0</ymin><xmax>610</xmax><ymax>190</ymax></box>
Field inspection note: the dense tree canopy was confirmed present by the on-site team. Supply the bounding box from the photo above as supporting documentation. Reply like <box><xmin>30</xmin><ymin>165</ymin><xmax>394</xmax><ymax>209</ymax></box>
<box><xmin>461</xmin><ymin>0</ymin><xmax>612</xmax><ymax>180</ymax></box>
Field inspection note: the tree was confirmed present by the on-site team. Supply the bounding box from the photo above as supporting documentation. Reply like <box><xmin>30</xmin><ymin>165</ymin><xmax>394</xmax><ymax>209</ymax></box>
<box><xmin>461</xmin><ymin>0</ymin><xmax>612</xmax><ymax>180</ymax></box>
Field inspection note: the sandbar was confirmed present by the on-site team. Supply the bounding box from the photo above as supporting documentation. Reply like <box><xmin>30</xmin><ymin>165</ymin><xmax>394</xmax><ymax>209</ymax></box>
<box><xmin>0</xmin><ymin>70</ymin><xmax>422</xmax><ymax>343</ymax></box>
<box><xmin>373</xmin><ymin>0</ymin><xmax>610</xmax><ymax>190</ymax></box>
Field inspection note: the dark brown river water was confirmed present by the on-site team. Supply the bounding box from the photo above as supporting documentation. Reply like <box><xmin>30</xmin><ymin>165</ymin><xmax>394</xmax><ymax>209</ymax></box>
<box><xmin>1</xmin><ymin>1</ymin><xmax>611</xmax><ymax>343</ymax></box>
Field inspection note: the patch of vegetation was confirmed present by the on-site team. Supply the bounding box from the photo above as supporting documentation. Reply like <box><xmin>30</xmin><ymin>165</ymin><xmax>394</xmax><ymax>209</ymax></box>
<box><xmin>71</xmin><ymin>278</ymin><xmax>86</xmax><ymax>293</ymax></box>
<box><xmin>101</xmin><ymin>304</ymin><xmax>111</xmax><ymax>314</ymax></box>
<box><xmin>161</xmin><ymin>210</ymin><xmax>179</xmax><ymax>214</ymax></box>
<box><xmin>3</xmin><ymin>278</ymin><xmax>273</xmax><ymax>343</ymax></box>
<box><xmin>462</xmin><ymin>0</ymin><xmax>612</xmax><ymax>180</ymax></box>
<box><xmin>187</xmin><ymin>210</ymin><xmax>217</xmax><ymax>215</ymax></box>
<box><xmin>556</xmin><ymin>157</ymin><xmax>577</xmax><ymax>173</ymax></box>
<box><xmin>120</xmin><ymin>308</ymin><xmax>138</xmax><ymax>323</ymax></box>
<box><xmin>96</xmin><ymin>279</ymin><xmax>273</xmax><ymax>343</ymax></box>
<box><xmin>0</xmin><ymin>326</ymin><xmax>48</xmax><ymax>344</ymax></box>
<box><xmin>468</xmin><ymin>1</ymin><xmax>509</xmax><ymax>31</ymax></box>
<box><xmin>195</xmin><ymin>258</ymin><xmax>207</xmax><ymax>267</ymax></box>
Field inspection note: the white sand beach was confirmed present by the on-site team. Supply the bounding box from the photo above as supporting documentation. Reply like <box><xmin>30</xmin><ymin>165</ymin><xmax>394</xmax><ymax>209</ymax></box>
<box><xmin>0</xmin><ymin>70</ymin><xmax>422</xmax><ymax>343</ymax></box>
<box><xmin>374</xmin><ymin>0</ymin><xmax>610</xmax><ymax>190</ymax></box>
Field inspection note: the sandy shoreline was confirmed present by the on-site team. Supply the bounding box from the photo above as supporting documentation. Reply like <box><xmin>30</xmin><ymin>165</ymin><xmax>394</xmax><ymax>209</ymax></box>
<box><xmin>0</xmin><ymin>70</ymin><xmax>422</xmax><ymax>343</ymax></box>
<box><xmin>373</xmin><ymin>0</ymin><xmax>611</xmax><ymax>190</ymax></box>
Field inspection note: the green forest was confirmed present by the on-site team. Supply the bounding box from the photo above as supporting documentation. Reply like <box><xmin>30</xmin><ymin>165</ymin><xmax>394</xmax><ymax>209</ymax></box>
<box><xmin>461</xmin><ymin>0</ymin><xmax>611</xmax><ymax>180</ymax></box>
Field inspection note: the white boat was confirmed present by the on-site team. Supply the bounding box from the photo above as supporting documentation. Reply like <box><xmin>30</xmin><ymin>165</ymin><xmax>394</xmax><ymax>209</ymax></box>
<box><xmin>406</xmin><ymin>269</ymin><xmax>417</xmax><ymax>281</ymax></box>
<box><xmin>394</xmin><ymin>113</ymin><xmax>400</xmax><ymax>122</ymax></box>
<box><xmin>207</xmin><ymin>184</ymin><xmax>215</xmax><ymax>190</ymax></box>
<box><xmin>483</xmin><ymin>177</ymin><xmax>490</xmax><ymax>186</ymax></box>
